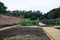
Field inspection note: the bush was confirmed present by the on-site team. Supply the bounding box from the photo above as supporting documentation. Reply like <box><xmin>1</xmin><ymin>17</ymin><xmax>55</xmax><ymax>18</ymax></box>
<box><xmin>20</xmin><ymin>21</ymin><xmax>39</xmax><ymax>26</ymax></box>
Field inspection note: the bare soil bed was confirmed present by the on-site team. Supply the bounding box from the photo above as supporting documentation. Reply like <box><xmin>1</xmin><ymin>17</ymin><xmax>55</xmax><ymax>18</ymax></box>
<box><xmin>0</xmin><ymin>27</ymin><xmax>50</xmax><ymax>40</ymax></box>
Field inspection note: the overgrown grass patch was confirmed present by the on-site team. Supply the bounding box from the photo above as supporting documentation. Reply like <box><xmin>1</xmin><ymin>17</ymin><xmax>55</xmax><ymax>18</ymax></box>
<box><xmin>20</xmin><ymin>21</ymin><xmax>39</xmax><ymax>26</ymax></box>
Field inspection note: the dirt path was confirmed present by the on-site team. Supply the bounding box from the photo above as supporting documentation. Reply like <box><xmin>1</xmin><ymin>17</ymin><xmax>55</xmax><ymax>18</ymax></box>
<box><xmin>0</xmin><ymin>25</ymin><xmax>38</xmax><ymax>31</ymax></box>
<box><xmin>39</xmin><ymin>22</ymin><xmax>46</xmax><ymax>26</ymax></box>
<box><xmin>0</xmin><ymin>25</ymin><xmax>19</xmax><ymax>31</ymax></box>
<box><xmin>42</xmin><ymin>27</ymin><xmax>60</xmax><ymax>40</ymax></box>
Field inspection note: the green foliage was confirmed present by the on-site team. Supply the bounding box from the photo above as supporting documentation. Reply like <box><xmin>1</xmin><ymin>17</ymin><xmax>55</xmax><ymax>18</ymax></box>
<box><xmin>0</xmin><ymin>2</ymin><xmax>60</xmax><ymax>20</ymax></box>
<box><xmin>44</xmin><ymin>7</ymin><xmax>60</xmax><ymax>19</ymax></box>
<box><xmin>0</xmin><ymin>2</ymin><xmax>7</xmax><ymax>13</ymax></box>
<box><xmin>10</xmin><ymin>10</ymin><xmax>42</xmax><ymax>20</ymax></box>
<box><xmin>0</xmin><ymin>2</ymin><xmax>42</xmax><ymax>20</ymax></box>
<box><xmin>23</xmin><ymin>10</ymin><xmax>42</xmax><ymax>20</ymax></box>
<box><xmin>20</xmin><ymin>21</ymin><xmax>39</xmax><ymax>26</ymax></box>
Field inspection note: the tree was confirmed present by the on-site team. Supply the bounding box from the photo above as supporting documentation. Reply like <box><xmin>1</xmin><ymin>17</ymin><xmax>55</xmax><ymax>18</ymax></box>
<box><xmin>0</xmin><ymin>2</ymin><xmax>7</xmax><ymax>13</ymax></box>
<box><xmin>12</xmin><ymin>10</ymin><xmax>20</xmax><ymax>17</ymax></box>
<box><xmin>44</xmin><ymin>7</ymin><xmax>60</xmax><ymax>19</ymax></box>
<box><xmin>53</xmin><ymin>8</ymin><xmax>60</xmax><ymax>18</ymax></box>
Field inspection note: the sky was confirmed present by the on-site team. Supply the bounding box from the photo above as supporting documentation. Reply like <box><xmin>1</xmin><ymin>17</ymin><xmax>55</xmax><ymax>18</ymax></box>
<box><xmin>0</xmin><ymin>0</ymin><xmax>60</xmax><ymax>13</ymax></box>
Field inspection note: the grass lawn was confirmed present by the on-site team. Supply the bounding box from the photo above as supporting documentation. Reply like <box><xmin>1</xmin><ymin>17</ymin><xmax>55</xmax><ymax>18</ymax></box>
<box><xmin>20</xmin><ymin>21</ymin><xmax>39</xmax><ymax>26</ymax></box>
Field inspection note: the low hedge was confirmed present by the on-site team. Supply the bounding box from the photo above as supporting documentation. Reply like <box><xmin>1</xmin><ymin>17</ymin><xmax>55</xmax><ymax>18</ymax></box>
<box><xmin>20</xmin><ymin>21</ymin><xmax>39</xmax><ymax>26</ymax></box>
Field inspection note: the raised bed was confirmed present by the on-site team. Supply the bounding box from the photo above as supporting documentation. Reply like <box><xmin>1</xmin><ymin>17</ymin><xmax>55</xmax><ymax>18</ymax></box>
<box><xmin>0</xmin><ymin>27</ymin><xmax>50</xmax><ymax>40</ymax></box>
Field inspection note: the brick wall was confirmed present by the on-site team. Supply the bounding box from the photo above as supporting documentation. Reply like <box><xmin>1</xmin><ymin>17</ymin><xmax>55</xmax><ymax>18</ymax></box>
<box><xmin>0</xmin><ymin>15</ymin><xmax>25</xmax><ymax>25</ymax></box>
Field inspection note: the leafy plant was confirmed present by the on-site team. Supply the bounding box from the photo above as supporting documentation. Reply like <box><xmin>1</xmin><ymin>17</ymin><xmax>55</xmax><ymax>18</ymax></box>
<box><xmin>20</xmin><ymin>21</ymin><xmax>39</xmax><ymax>26</ymax></box>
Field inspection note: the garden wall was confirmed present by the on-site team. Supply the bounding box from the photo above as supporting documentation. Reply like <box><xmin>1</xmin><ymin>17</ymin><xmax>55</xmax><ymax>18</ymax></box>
<box><xmin>0</xmin><ymin>15</ymin><xmax>25</xmax><ymax>25</ymax></box>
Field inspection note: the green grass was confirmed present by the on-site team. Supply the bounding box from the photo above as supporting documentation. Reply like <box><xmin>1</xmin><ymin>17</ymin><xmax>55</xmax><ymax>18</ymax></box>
<box><xmin>20</xmin><ymin>21</ymin><xmax>39</xmax><ymax>26</ymax></box>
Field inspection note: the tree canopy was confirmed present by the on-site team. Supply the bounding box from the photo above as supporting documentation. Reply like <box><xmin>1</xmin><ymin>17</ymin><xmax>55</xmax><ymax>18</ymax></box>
<box><xmin>11</xmin><ymin>10</ymin><xmax>42</xmax><ymax>20</ymax></box>
<box><xmin>0</xmin><ymin>2</ymin><xmax>60</xmax><ymax>20</ymax></box>
<box><xmin>0</xmin><ymin>2</ymin><xmax>7</xmax><ymax>13</ymax></box>
<box><xmin>44</xmin><ymin>7</ymin><xmax>60</xmax><ymax>19</ymax></box>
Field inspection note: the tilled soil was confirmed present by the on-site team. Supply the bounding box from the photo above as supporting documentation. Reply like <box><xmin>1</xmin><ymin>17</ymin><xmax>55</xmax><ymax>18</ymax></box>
<box><xmin>0</xmin><ymin>27</ymin><xmax>50</xmax><ymax>40</ymax></box>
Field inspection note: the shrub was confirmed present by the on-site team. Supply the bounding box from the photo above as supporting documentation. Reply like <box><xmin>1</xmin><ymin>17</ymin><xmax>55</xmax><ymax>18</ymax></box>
<box><xmin>20</xmin><ymin>21</ymin><xmax>39</xmax><ymax>26</ymax></box>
